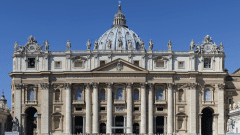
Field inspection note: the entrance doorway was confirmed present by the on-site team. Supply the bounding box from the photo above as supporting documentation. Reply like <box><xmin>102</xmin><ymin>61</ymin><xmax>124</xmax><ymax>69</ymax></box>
<box><xmin>133</xmin><ymin>123</ymin><xmax>139</xmax><ymax>134</ymax></box>
<box><xmin>201</xmin><ymin>107</ymin><xmax>214</xmax><ymax>135</ymax></box>
<box><xmin>115</xmin><ymin>116</ymin><xmax>124</xmax><ymax>133</ymax></box>
<box><xmin>100</xmin><ymin>123</ymin><xmax>106</xmax><ymax>134</ymax></box>
<box><xmin>156</xmin><ymin>116</ymin><xmax>164</xmax><ymax>134</ymax></box>
<box><xmin>74</xmin><ymin>116</ymin><xmax>83</xmax><ymax>134</ymax></box>
<box><xmin>25</xmin><ymin>107</ymin><xmax>37</xmax><ymax>135</ymax></box>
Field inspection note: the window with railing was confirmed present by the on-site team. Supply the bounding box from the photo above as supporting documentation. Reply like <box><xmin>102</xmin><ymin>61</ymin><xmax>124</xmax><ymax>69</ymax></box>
<box><xmin>55</xmin><ymin>89</ymin><xmax>60</xmax><ymax>101</ymax></box>
<box><xmin>134</xmin><ymin>91</ymin><xmax>139</xmax><ymax>100</ymax></box>
<box><xmin>204</xmin><ymin>58</ymin><xmax>211</xmax><ymax>68</ymax></box>
<box><xmin>101</xmin><ymin>92</ymin><xmax>105</xmax><ymax>100</ymax></box>
<box><xmin>178</xmin><ymin>89</ymin><xmax>183</xmax><ymax>102</ymax></box>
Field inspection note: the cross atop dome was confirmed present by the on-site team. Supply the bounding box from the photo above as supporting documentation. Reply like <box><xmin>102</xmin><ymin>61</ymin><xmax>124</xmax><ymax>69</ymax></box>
<box><xmin>112</xmin><ymin>1</ymin><xmax>128</xmax><ymax>28</ymax></box>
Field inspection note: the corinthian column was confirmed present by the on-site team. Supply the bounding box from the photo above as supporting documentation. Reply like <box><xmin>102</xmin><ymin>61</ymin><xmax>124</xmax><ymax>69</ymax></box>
<box><xmin>40</xmin><ymin>83</ymin><xmax>50</xmax><ymax>135</ymax></box>
<box><xmin>85</xmin><ymin>83</ymin><xmax>91</xmax><ymax>133</ymax></box>
<box><xmin>65</xmin><ymin>83</ymin><xmax>72</xmax><ymax>134</ymax></box>
<box><xmin>140</xmin><ymin>82</ymin><xmax>146</xmax><ymax>134</ymax></box>
<box><xmin>126</xmin><ymin>83</ymin><xmax>133</xmax><ymax>134</ymax></box>
<box><xmin>148</xmin><ymin>83</ymin><xmax>154</xmax><ymax>134</ymax></box>
<box><xmin>189</xmin><ymin>83</ymin><xmax>197</xmax><ymax>135</ymax></box>
<box><xmin>106</xmin><ymin>83</ymin><xmax>113</xmax><ymax>134</ymax></box>
<box><xmin>217</xmin><ymin>83</ymin><xmax>225</xmax><ymax>135</ymax></box>
<box><xmin>167</xmin><ymin>83</ymin><xmax>173</xmax><ymax>135</ymax></box>
<box><xmin>92</xmin><ymin>83</ymin><xmax>99</xmax><ymax>134</ymax></box>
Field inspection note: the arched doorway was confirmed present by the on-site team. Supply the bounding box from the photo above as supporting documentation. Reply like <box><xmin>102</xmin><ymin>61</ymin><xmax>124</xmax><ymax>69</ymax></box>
<box><xmin>133</xmin><ymin>123</ymin><xmax>139</xmax><ymax>134</ymax></box>
<box><xmin>115</xmin><ymin>116</ymin><xmax>124</xmax><ymax>133</ymax></box>
<box><xmin>156</xmin><ymin>116</ymin><xmax>164</xmax><ymax>134</ymax></box>
<box><xmin>25</xmin><ymin>107</ymin><xmax>37</xmax><ymax>135</ymax></box>
<box><xmin>100</xmin><ymin>123</ymin><xmax>106</xmax><ymax>134</ymax></box>
<box><xmin>201</xmin><ymin>107</ymin><xmax>214</xmax><ymax>135</ymax></box>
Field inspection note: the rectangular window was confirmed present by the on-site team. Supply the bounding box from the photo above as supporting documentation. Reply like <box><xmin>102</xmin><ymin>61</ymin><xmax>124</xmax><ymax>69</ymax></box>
<box><xmin>134</xmin><ymin>92</ymin><xmax>139</xmax><ymax>100</ymax></box>
<box><xmin>100</xmin><ymin>107</ymin><xmax>105</xmax><ymax>111</ymax></box>
<box><xmin>76</xmin><ymin>108</ymin><xmax>82</xmax><ymax>111</ymax></box>
<box><xmin>101</xmin><ymin>93</ymin><xmax>105</xmax><ymax>100</ymax></box>
<box><xmin>134</xmin><ymin>107</ymin><xmax>139</xmax><ymax>111</ymax></box>
<box><xmin>178</xmin><ymin>61</ymin><xmax>184</xmax><ymax>69</ymax></box>
<box><xmin>229</xmin><ymin>99</ymin><xmax>232</xmax><ymax>104</ymax></box>
<box><xmin>75</xmin><ymin>61</ymin><xmax>83</xmax><ymax>67</ymax></box>
<box><xmin>204</xmin><ymin>58</ymin><xmax>211</xmax><ymax>68</ymax></box>
<box><xmin>55</xmin><ymin>61</ymin><xmax>61</xmax><ymax>69</ymax></box>
<box><xmin>100</xmin><ymin>61</ymin><xmax>105</xmax><ymax>67</ymax></box>
<box><xmin>156</xmin><ymin>61</ymin><xmax>164</xmax><ymax>68</ymax></box>
<box><xmin>28</xmin><ymin>58</ymin><xmax>35</xmax><ymax>68</ymax></box>
<box><xmin>157</xmin><ymin>107</ymin><xmax>163</xmax><ymax>111</ymax></box>
<box><xmin>134</xmin><ymin>61</ymin><xmax>139</xmax><ymax>66</ymax></box>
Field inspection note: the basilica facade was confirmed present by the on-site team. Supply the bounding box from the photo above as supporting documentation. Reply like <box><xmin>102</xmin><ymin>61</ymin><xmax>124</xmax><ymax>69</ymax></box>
<box><xmin>9</xmin><ymin>4</ymin><xmax>229</xmax><ymax>135</ymax></box>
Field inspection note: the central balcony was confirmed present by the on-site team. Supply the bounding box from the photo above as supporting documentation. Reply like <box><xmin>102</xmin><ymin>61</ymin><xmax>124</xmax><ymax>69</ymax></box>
<box><xmin>72</xmin><ymin>100</ymin><xmax>85</xmax><ymax>104</ymax></box>
<box><xmin>155</xmin><ymin>100</ymin><xmax>167</xmax><ymax>105</ymax></box>
<box><xmin>25</xmin><ymin>100</ymin><xmax>38</xmax><ymax>105</ymax></box>
<box><xmin>114</xmin><ymin>99</ymin><xmax>126</xmax><ymax>104</ymax></box>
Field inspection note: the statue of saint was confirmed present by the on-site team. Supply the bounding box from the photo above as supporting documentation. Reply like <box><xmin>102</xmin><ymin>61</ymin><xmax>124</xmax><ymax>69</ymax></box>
<box><xmin>107</xmin><ymin>39</ymin><xmax>112</xmax><ymax>50</ymax></box>
<box><xmin>66</xmin><ymin>40</ymin><xmax>71</xmax><ymax>51</ymax></box>
<box><xmin>219</xmin><ymin>42</ymin><xmax>224</xmax><ymax>53</ymax></box>
<box><xmin>190</xmin><ymin>39</ymin><xmax>195</xmax><ymax>51</ymax></box>
<box><xmin>44</xmin><ymin>40</ymin><xmax>49</xmax><ymax>51</ymax></box>
<box><xmin>86</xmin><ymin>40</ymin><xmax>91</xmax><ymax>50</ymax></box>
<box><xmin>202</xmin><ymin>35</ymin><xmax>213</xmax><ymax>44</ymax></box>
<box><xmin>233</xmin><ymin>103</ymin><xmax>237</xmax><ymax>110</ymax></box>
<box><xmin>127</xmin><ymin>40</ymin><xmax>132</xmax><ymax>50</ymax></box>
<box><xmin>148</xmin><ymin>39</ymin><xmax>153</xmax><ymax>51</ymax></box>
<box><xmin>94</xmin><ymin>39</ymin><xmax>98</xmax><ymax>50</ymax></box>
<box><xmin>12</xmin><ymin>116</ymin><xmax>19</xmax><ymax>132</ymax></box>
<box><xmin>118</xmin><ymin>38</ymin><xmax>123</xmax><ymax>50</ymax></box>
<box><xmin>140</xmin><ymin>39</ymin><xmax>145</xmax><ymax>50</ymax></box>
<box><xmin>167</xmin><ymin>40</ymin><xmax>172</xmax><ymax>51</ymax></box>
<box><xmin>14</xmin><ymin>41</ymin><xmax>18</xmax><ymax>52</ymax></box>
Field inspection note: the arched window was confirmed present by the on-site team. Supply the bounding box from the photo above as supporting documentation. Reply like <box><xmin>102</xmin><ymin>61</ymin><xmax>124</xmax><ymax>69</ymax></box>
<box><xmin>179</xmin><ymin>89</ymin><xmax>183</xmax><ymax>101</ymax></box>
<box><xmin>204</xmin><ymin>89</ymin><xmax>211</xmax><ymax>101</ymax></box>
<box><xmin>117</xmin><ymin>88</ymin><xmax>123</xmax><ymax>100</ymax></box>
<box><xmin>28</xmin><ymin>89</ymin><xmax>34</xmax><ymax>101</ymax></box>
<box><xmin>55</xmin><ymin>89</ymin><xmax>60</xmax><ymax>101</ymax></box>
<box><xmin>157</xmin><ymin>89</ymin><xmax>163</xmax><ymax>100</ymax></box>
<box><xmin>76</xmin><ymin>89</ymin><xmax>82</xmax><ymax>100</ymax></box>
<box><xmin>101</xmin><ymin>90</ymin><xmax>105</xmax><ymax>100</ymax></box>
<box><xmin>134</xmin><ymin>90</ymin><xmax>139</xmax><ymax>100</ymax></box>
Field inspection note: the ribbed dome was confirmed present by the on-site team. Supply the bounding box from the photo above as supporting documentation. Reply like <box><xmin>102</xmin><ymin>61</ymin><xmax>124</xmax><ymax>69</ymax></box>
<box><xmin>97</xmin><ymin>4</ymin><xmax>142</xmax><ymax>50</ymax></box>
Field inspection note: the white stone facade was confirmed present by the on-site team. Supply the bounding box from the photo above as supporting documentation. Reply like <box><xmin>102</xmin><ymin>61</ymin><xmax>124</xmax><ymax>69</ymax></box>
<box><xmin>9</xmin><ymin>4</ymin><xmax>230</xmax><ymax>135</ymax></box>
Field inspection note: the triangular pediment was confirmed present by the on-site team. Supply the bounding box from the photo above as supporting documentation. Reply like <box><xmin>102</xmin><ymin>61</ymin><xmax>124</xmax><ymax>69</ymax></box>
<box><xmin>91</xmin><ymin>58</ymin><xmax>148</xmax><ymax>72</ymax></box>
<box><xmin>233</xmin><ymin>68</ymin><xmax>240</xmax><ymax>74</ymax></box>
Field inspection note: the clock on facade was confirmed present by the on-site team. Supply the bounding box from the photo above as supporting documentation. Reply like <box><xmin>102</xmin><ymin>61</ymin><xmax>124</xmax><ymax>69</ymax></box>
<box><xmin>204</xmin><ymin>44</ymin><xmax>212</xmax><ymax>52</ymax></box>
<box><xmin>28</xmin><ymin>44</ymin><xmax>36</xmax><ymax>51</ymax></box>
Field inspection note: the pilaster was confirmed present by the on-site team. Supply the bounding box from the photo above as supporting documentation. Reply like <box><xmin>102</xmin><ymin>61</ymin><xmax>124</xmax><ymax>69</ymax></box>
<box><xmin>64</xmin><ymin>83</ymin><xmax>71</xmax><ymax>134</ymax></box>
<box><xmin>14</xmin><ymin>83</ymin><xmax>22</xmax><ymax>132</ymax></box>
<box><xmin>92</xmin><ymin>83</ymin><xmax>99</xmax><ymax>134</ymax></box>
<box><xmin>126</xmin><ymin>83</ymin><xmax>133</xmax><ymax>134</ymax></box>
<box><xmin>40</xmin><ymin>83</ymin><xmax>50</xmax><ymax>135</ymax></box>
<box><xmin>148</xmin><ymin>83</ymin><xmax>154</xmax><ymax>134</ymax></box>
<box><xmin>106</xmin><ymin>82</ymin><xmax>113</xmax><ymax>134</ymax></box>
<box><xmin>167</xmin><ymin>83</ymin><xmax>173</xmax><ymax>135</ymax></box>
<box><xmin>85</xmin><ymin>83</ymin><xmax>91</xmax><ymax>133</ymax></box>
<box><xmin>189</xmin><ymin>83</ymin><xmax>198</xmax><ymax>135</ymax></box>
<box><xmin>217</xmin><ymin>83</ymin><xmax>225</xmax><ymax>135</ymax></box>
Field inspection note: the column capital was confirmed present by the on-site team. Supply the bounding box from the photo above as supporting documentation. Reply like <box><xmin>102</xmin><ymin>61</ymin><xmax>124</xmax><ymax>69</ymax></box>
<box><xmin>140</xmin><ymin>82</ymin><xmax>147</xmax><ymax>88</ymax></box>
<box><xmin>106</xmin><ymin>82</ymin><xmax>113</xmax><ymax>88</ymax></box>
<box><xmin>126</xmin><ymin>82</ymin><xmax>132</xmax><ymax>88</ymax></box>
<box><xmin>218</xmin><ymin>83</ymin><xmax>225</xmax><ymax>90</ymax></box>
<box><xmin>167</xmin><ymin>82</ymin><xmax>175</xmax><ymax>89</ymax></box>
<box><xmin>40</xmin><ymin>83</ymin><xmax>50</xmax><ymax>89</ymax></box>
<box><xmin>92</xmin><ymin>82</ymin><xmax>99</xmax><ymax>88</ymax></box>
<box><xmin>14</xmin><ymin>83</ymin><xmax>23</xmax><ymax>90</ymax></box>
<box><xmin>63</xmin><ymin>83</ymin><xmax>71</xmax><ymax>89</ymax></box>
<box><xmin>148</xmin><ymin>83</ymin><xmax>154</xmax><ymax>90</ymax></box>
<box><xmin>84</xmin><ymin>83</ymin><xmax>91</xmax><ymax>90</ymax></box>
<box><xmin>188</xmin><ymin>82</ymin><xmax>198</xmax><ymax>89</ymax></box>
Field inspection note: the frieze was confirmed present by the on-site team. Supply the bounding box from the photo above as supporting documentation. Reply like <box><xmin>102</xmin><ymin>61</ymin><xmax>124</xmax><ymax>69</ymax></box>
<box><xmin>40</xmin><ymin>83</ymin><xmax>49</xmax><ymax>89</ymax></box>
<box><xmin>94</xmin><ymin>75</ymin><xmax>145</xmax><ymax>78</ymax></box>
<box><xmin>66</xmin><ymin>76</ymin><xmax>92</xmax><ymax>79</ymax></box>
<box><xmin>147</xmin><ymin>76</ymin><xmax>172</xmax><ymax>80</ymax></box>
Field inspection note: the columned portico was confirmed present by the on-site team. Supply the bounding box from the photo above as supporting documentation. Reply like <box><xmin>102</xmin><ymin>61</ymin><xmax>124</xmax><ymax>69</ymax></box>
<box><xmin>140</xmin><ymin>83</ymin><xmax>146</xmax><ymax>134</ymax></box>
<box><xmin>92</xmin><ymin>83</ymin><xmax>99</xmax><ymax>134</ymax></box>
<box><xmin>126</xmin><ymin>83</ymin><xmax>132</xmax><ymax>134</ymax></box>
<box><xmin>167</xmin><ymin>83</ymin><xmax>173</xmax><ymax>135</ymax></box>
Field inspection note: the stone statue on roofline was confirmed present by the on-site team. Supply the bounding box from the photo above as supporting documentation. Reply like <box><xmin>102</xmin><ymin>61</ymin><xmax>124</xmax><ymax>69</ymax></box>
<box><xmin>14</xmin><ymin>41</ymin><xmax>18</xmax><ymax>52</ymax></box>
<box><xmin>44</xmin><ymin>40</ymin><xmax>49</xmax><ymax>51</ymax></box>
<box><xmin>190</xmin><ymin>39</ymin><xmax>196</xmax><ymax>51</ymax></box>
<box><xmin>140</xmin><ymin>39</ymin><xmax>145</xmax><ymax>50</ymax></box>
<box><xmin>202</xmin><ymin>35</ymin><xmax>213</xmax><ymax>44</ymax></box>
<box><xmin>218</xmin><ymin>42</ymin><xmax>224</xmax><ymax>54</ymax></box>
<box><xmin>86</xmin><ymin>40</ymin><xmax>91</xmax><ymax>50</ymax></box>
<box><xmin>94</xmin><ymin>39</ymin><xmax>98</xmax><ymax>50</ymax></box>
<box><xmin>66</xmin><ymin>40</ymin><xmax>71</xmax><ymax>51</ymax></box>
<box><xmin>167</xmin><ymin>40</ymin><xmax>172</xmax><ymax>51</ymax></box>
<box><xmin>148</xmin><ymin>39</ymin><xmax>153</xmax><ymax>51</ymax></box>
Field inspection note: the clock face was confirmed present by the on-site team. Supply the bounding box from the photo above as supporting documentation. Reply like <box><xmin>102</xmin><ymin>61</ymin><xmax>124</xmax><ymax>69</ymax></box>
<box><xmin>204</xmin><ymin>44</ymin><xmax>212</xmax><ymax>52</ymax></box>
<box><xmin>28</xmin><ymin>44</ymin><xmax>35</xmax><ymax>51</ymax></box>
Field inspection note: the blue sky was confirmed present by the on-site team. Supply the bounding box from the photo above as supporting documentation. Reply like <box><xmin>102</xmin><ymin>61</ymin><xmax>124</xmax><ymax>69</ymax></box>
<box><xmin>0</xmin><ymin>0</ymin><xmax>240</xmax><ymax>108</ymax></box>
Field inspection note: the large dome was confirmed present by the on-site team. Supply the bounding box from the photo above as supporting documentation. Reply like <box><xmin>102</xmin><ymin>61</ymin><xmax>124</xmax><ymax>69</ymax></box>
<box><xmin>97</xmin><ymin>4</ymin><xmax>142</xmax><ymax>50</ymax></box>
